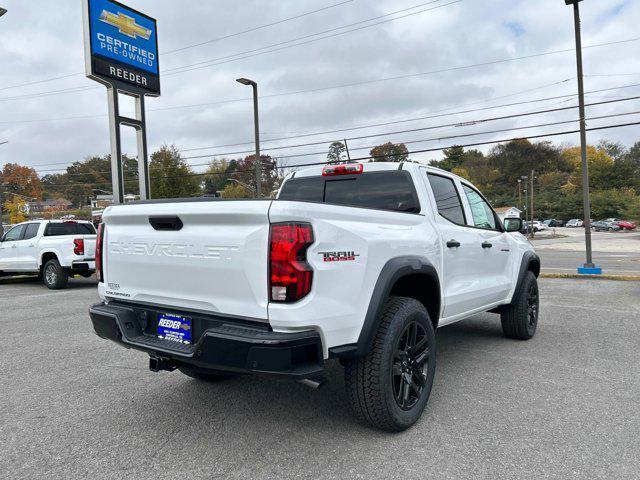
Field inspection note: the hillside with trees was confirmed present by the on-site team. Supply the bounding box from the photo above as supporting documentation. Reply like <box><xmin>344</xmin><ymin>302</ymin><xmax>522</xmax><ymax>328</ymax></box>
<box><xmin>2</xmin><ymin>138</ymin><xmax>638</xmax><ymax>223</ymax></box>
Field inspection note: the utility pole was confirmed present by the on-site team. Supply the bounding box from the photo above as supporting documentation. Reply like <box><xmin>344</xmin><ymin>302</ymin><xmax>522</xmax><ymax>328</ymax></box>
<box><xmin>530</xmin><ymin>170</ymin><xmax>535</xmax><ymax>237</ymax></box>
<box><xmin>565</xmin><ymin>0</ymin><xmax>599</xmax><ymax>273</ymax></box>
<box><xmin>236</xmin><ymin>78</ymin><xmax>261</xmax><ymax>197</ymax></box>
<box><xmin>517</xmin><ymin>179</ymin><xmax>522</xmax><ymax>211</ymax></box>
<box><xmin>344</xmin><ymin>139</ymin><xmax>352</xmax><ymax>162</ymax></box>
<box><xmin>521</xmin><ymin>175</ymin><xmax>529</xmax><ymax>236</ymax></box>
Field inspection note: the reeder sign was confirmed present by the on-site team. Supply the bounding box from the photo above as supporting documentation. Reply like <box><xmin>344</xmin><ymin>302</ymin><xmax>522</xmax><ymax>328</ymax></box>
<box><xmin>83</xmin><ymin>0</ymin><xmax>160</xmax><ymax>95</ymax></box>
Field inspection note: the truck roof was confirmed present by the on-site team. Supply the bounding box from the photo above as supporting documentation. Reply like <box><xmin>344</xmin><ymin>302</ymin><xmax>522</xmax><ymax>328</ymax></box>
<box><xmin>286</xmin><ymin>161</ymin><xmax>466</xmax><ymax>182</ymax></box>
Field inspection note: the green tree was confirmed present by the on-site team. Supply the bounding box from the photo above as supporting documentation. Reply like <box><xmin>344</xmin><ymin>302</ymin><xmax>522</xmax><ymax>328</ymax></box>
<box><xmin>203</xmin><ymin>159</ymin><xmax>236</xmax><ymax>196</ymax></box>
<box><xmin>149</xmin><ymin>145</ymin><xmax>201</xmax><ymax>199</ymax></box>
<box><xmin>327</xmin><ymin>141</ymin><xmax>347</xmax><ymax>164</ymax></box>
<box><xmin>369</xmin><ymin>142</ymin><xmax>409</xmax><ymax>162</ymax></box>
<box><xmin>220</xmin><ymin>183</ymin><xmax>252</xmax><ymax>199</ymax></box>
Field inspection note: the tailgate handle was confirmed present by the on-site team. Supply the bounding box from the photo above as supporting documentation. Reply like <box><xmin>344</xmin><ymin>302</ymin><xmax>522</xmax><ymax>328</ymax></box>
<box><xmin>149</xmin><ymin>216</ymin><xmax>183</xmax><ymax>231</ymax></box>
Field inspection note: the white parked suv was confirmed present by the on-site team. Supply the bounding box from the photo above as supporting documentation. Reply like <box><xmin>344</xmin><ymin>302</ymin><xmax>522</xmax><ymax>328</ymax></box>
<box><xmin>89</xmin><ymin>162</ymin><xmax>540</xmax><ymax>431</ymax></box>
<box><xmin>0</xmin><ymin>220</ymin><xmax>97</xmax><ymax>289</ymax></box>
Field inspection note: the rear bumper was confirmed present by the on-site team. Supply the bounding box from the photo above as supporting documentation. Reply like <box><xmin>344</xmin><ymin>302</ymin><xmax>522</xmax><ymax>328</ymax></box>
<box><xmin>88</xmin><ymin>302</ymin><xmax>324</xmax><ymax>379</ymax></box>
<box><xmin>71</xmin><ymin>260</ymin><xmax>95</xmax><ymax>271</ymax></box>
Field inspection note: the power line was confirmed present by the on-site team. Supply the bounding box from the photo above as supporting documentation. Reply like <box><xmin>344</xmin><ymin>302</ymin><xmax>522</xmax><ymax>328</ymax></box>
<box><xmin>25</xmin><ymin>109</ymin><xmax>640</xmax><ymax>178</ymax></box>
<box><xmin>0</xmin><ymin>0</ymin><xmax>451</xmax><ymax>97</ymax></box>
<box><xmin>33</xmin><ymin>120</ymin><xmax>640</xmax><ymax>189</ymax></box>
<box><xmin>24</xmin><ymin>91</ymin><xmax>640</xmax><ymax>172</ymax></box>
<box><xmin>18</xmin><ymin>91</ymin><xmax>640</xmax><ymax>173</ymax></box>
<box><xmin>162</xmin><ymin>1</ymin><xmax>456</xmax><ymax>74</ymax></box>
<box><xmin>162</xmin><ymin>0</ymin><xmax>356</xmax><ymax>55</ymax></box>
<box><xmin>2</xmin><ymin>35</ymin><xmax>638</xmax><ymax>105</ymax></box>
<box><xmin>0</xmin><ymin>0</ymin><xmax>357</xmax><ymax>92</ymax></box>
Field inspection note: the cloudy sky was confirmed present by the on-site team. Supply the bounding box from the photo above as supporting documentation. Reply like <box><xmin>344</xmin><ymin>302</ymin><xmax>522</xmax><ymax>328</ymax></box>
<box><xmin>0</xmin><ymin>0</ymin><xmax>638</xmax><ymax>180</ymax></box>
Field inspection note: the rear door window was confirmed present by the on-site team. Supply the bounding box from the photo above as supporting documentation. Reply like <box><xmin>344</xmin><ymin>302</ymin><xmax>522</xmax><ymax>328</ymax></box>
<box><xmin>426</xmin><ymin>173</ymin><xmax>466</xmax><ymax>225</ymax></box>
<box><xmin>23</xmin><ymin>223</ymin><xmax>40</xmax><ymax>240</ymax></box>
<box><xmin>44</xmin><ymin>222</ymin><xmax>96</xmax><ymax>236</ymax></box>
<box><xmin>278</xmin><ymin>170</ymin><xmax>420</xmax><ymax>213</ymax></box>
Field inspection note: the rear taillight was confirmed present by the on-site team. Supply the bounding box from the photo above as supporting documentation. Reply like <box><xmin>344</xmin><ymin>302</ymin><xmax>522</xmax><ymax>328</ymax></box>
<box><xmin>95</xmin><ymin>223</ymin><xmax>104</xmax><ymax>283</ymax></box>
<box><xmin>269</xmin><ymin>223</ymin><xmax>314</xmax><ymax>303</ymax></box>
<box><xmin>73</xmin><ymin>238</ymin><xmax>84</xmax><ymax>256</ymax></box>
<box><xmin>322</xmin><ymin>163</ymin><xmax>363</xmax><ymax>176</ymax></box>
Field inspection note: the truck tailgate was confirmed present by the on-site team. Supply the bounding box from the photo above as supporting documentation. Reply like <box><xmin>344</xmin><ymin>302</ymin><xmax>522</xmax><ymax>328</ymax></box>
<box><xmin>101</xmin><ymin>200</ymin><xmax>272</xmax><ymax>320</ymax></box>
<box><xmin>83</xmin><ymin>236</ymin><xmax>96</xmax><ymax>257</ymax></box>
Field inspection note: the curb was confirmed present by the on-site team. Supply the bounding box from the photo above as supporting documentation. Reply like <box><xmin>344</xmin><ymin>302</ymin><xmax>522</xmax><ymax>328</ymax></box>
<box><xmin>540</xmin><ymin>272</ymin><xmax>640</xmax><ymax>281</ymax></box>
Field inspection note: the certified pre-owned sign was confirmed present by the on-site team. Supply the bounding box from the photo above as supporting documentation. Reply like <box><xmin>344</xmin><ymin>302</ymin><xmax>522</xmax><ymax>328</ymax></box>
<box><xmin>83</xmin><ymin>0</ymin><xmax>160</xmax><ymax>95</ymax></box>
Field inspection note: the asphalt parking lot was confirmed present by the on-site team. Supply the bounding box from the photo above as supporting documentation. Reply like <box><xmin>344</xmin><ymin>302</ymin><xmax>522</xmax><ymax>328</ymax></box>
<box><xmin>533</xmin><ymin>228</ymin><xmax>640</xmax><ymax>276</ymax></box>
<box><xmin>1</xmin><ymin>277</ymin><xmax>639</xmax><ymax>479</ymax></box>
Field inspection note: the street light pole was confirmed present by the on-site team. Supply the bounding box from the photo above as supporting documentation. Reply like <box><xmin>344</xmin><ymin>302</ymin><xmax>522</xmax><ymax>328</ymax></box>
<box><xmin>236</xmin><ymin>78</ymin><xmax>261</xmax><ymax>198</ymax></box>
<box><xmin>565</xmin><ymin>0</ymin><xmax>598</xmax><ymax>272</ymax></box>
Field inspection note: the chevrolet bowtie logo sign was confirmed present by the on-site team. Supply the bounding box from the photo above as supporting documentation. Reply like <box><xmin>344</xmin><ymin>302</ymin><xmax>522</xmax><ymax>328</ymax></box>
<box><xmin>100</xmin><ymin>10</ymin><xmax>151</xmax><ymax>40</ymax></box>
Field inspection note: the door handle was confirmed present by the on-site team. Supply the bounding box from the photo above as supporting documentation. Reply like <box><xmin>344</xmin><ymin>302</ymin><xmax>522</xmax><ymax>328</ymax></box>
<box><xmin>482</xmin><ymin>241</ymin><xmax>493</xmax><ymax>248</ymax></box>
<box><xmin>446</xmin><ymin>239</ymin><xmax>461</xmax><ymax>248</ymax></box>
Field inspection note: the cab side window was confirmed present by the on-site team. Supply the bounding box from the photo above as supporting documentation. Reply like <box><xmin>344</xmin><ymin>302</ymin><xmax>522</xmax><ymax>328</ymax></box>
<box><xmin>461</xmin><ymin>184</ymin><xmax>498</xmax><ymax>230</ymax></box>
<box><xmin>3</xmin><ymin>225</ymin><xmax>25</xmax><ymax>242</ymax></box>
<box><xmin>426</xmin><ymin>173</ymin><xmax>466</xmax><ymax>225</ymax></box>
<box><xmin>23</xmin><ymin>223</ymin><xmax>40</xmax><ymax>240</ymax></box>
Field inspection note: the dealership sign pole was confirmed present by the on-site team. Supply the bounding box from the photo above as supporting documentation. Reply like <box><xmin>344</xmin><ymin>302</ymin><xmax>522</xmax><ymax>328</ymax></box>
<box><xmin>82</xmin><ymin>0</ymin><xmax>160</xmax><ymax>204</ymax></box>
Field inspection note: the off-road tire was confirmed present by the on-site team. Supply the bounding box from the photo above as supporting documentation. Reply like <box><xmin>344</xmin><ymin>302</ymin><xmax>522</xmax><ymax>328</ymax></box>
<box><xmin>501</xmin><ymin>270</ymin><xmax>539</xmax><ymax>340</ymax></box>
<box><xmin>43</xmin><ymin>259</ymin><xmax>68</xmax><ymax>290</ymax></box>
<box><xmin>178</xmin><ymin>365</ymin><xmax>236</xmax><ymax>382</ymax></box>
<box><xmin>344</xmin><ymin>296</ymin><xmax>436</xmax><ymax>432</ymax></box>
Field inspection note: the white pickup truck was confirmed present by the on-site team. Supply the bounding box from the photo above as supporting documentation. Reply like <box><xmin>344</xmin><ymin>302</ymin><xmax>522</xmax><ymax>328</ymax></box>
<box><xmin>0</xmin><ymin>220</ymin><xmax>97</xmax><ymax>289</ymax></box>
<box><xmin>89</xmin><ymin>162</ymin><xmax>539</xmax><ymax>431</ymax></box>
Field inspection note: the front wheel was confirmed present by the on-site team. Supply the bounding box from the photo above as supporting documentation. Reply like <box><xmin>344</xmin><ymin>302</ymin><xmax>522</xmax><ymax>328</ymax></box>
<box><xmin>43</xmin><ymin>259</ymin><xmax>68</xmax><ymax>290</ymax></box>
<box><xmin>344</xmin><ymin>296</ymin><xmax>436</xmax><ymax>432</ymax></box>
<box><xmin>501</xmin><ymin>271</ymin><xmax>539</xmax><ymax>340</ymax></box>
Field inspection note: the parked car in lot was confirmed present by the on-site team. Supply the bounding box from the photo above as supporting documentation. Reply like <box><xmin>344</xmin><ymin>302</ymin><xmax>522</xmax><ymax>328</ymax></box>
<box><xmin>542</xmin><ymin>219</ymin><xmax>564</xmax><ymax>227</ymax></box>
<box><xmin>566</xmin><ymin>219</ymin><xmax>583</xmax><ymax>228</ymax></box>
<box><xmin>529</xmin><ymin>220</ymin><xmax>548</xmax><ymax>232</ymax></box>
<box><xmin>89</xmin><ymin>162</ymin><xmax>540</xmax><ymax>432</ymax></box>
<box><xmin>591</xmin><ymin>221</ymin><xmax>621</xmax><ymax>232</ymax></box>
<box><xmin>0</xmin><ymin>220</ymin><xmax>96</xmax><ymax>289</ymax></box>
<box><xmin>613</xmin><ymin>220</ymin><xmax>636</xmax><ymax>231</ymax></box>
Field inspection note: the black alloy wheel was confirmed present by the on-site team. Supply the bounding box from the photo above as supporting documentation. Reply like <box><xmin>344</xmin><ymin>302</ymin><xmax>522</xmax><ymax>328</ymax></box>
<box><xmin>392</xmin><ymin>321</ymin><xmax>431</xmax><ymax>411</ymax></box>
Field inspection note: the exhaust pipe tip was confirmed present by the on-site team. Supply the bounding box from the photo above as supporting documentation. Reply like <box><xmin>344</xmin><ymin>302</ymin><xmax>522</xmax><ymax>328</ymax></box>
<box><xmin>298</xmin><ymin>376</ymin><xmax>326</xmax><ymax>390</ymax></box>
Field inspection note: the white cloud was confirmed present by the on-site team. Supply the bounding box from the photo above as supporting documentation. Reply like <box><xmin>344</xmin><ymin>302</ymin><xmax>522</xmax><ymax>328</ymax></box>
<box><xmin>0</xmin><ymin>0</ymin><xmax>638</xmax><ymax>173</ymax></box>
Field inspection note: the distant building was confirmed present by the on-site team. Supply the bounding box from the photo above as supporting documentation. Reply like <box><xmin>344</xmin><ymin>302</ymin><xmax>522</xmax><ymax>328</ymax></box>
<box><xmin>495</xmin><ymin>207</ymin><xmax>522</xmax><ymax>221</ymax></box>
<box><xmin>91</xmin><ymin>194</ymin><xmax>138</xmax><ymax>225</ymax></box>
<box><xmin>25</xmin><ymin>198</ymin><xmax>72</xmax><ymax>214</ymax></box>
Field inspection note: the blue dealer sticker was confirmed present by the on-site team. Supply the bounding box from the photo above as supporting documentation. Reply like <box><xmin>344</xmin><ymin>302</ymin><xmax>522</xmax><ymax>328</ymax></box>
<box><xmin>88</xmin><ymin>0</ymin><xmax>158</xmax><ymax>75</ymax></box>
<box><xmin>157</xmin><ymin>313</ymin><xmax>192</xmax><ymax>345</ymax></box>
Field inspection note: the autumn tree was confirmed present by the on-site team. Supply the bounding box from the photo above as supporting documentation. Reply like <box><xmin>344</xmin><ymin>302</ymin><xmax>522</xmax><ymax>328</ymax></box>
<box><xmin>369</xmin><ymin>142</ymin><xmax>409</xmax><ymax>162</ymax></box>
<box><xmin>1</xmin><ymin>163</ymin><xmax>42</xmax><ymax>199</ymax></box>
<box><xmin>3</xmin><ymin>198</ymin><xmax>26</xmax><ymax>224</ymax></box>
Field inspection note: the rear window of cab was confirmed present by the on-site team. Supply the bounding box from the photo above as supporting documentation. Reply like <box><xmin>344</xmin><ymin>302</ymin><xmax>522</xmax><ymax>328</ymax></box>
<box><xmin>44</xmin><ymin>222</ymin><xmax>96</xmax><ymax>236</ymax></box>
<box><xmin>278</xmin><ymin>170</ymin><xmax>420</xmax><ymax>214</ymax></box>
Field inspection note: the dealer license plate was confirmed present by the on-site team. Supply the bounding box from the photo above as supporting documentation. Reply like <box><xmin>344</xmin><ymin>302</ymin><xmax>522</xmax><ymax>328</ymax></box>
<box><xmin>157</xmin><ymin>313</ymin><xmax>192</xmax><ymax>345</ymax></box>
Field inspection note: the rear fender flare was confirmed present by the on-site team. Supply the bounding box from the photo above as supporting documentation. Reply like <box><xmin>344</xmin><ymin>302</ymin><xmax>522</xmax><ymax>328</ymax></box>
<box><xmin>355</xmin><ymin>256</ymin><xmax>440</xmax><ymax>357</ymax></box>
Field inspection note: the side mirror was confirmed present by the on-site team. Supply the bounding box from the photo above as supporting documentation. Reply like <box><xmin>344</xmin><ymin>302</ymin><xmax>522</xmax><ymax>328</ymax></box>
<box><xmin>503</xmin><ymin>217</ymin><xmax>523</xmax><ymax>232</ymax></box>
